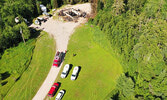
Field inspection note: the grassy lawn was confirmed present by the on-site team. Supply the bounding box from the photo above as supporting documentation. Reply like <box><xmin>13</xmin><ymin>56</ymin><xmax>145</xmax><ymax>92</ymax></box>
<box><xmin>4</xmin><ymin>32</ymin><xmax>56</xmax><ymax>100</ymax></box>
<box><xmin>0</xmin><ymin>39</ymin><xmax>35</xmax><ymax>99</ymax></box>
<box><xmin>50</xmin><ymin>24</ymin><xmax>123</xmax><ymax>100</ymax></box>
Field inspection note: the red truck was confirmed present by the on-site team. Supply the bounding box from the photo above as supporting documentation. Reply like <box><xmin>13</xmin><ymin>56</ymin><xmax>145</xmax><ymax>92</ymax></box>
<box><xmin>53</xmin><ymin>51</ymin><xmax>63</xmax><ymax>67</ymax></box>
<box><xmin>48</xmin><ymin>83</ymin><xmax>60</xmax><ymax>97</ymax></box>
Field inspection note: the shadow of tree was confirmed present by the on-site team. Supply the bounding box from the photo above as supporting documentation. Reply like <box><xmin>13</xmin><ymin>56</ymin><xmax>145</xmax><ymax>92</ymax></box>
<box><xmin>1</xmin><ymin>72</ymin><xmax>10</xmax><ymax>80</ymax></box>
<box><xmin>1</xmin><ymin>81</ymin><xmax>8</xmax><ymax>86</ymax></box>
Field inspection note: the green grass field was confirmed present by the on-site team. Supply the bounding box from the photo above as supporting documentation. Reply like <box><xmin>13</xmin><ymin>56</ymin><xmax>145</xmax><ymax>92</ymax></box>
<box><xmin>50</xmin><ymin>24</ymin><xmax>123</xmax><ymax>100</ymax></box>
<box><xmin>4</xmin><ymin>32</ymin><xmax>56</xmax><ymax>100</ymax></box>
<box><xmin>0</xmin><ymin>39</ymin><xmax>35</xmax><ymax>99</ymax></box>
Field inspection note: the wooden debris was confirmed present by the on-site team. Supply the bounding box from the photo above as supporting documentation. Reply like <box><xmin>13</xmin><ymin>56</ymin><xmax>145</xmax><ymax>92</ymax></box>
<box><xmin>58</xmin><ymin>8</ymin><xmax>88</xmax><ymax>22</ymax></box>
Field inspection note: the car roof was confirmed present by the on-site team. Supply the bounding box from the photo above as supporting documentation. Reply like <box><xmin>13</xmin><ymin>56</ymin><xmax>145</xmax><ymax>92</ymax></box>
<box><xmin>72</xmin><ymin>66</ymin><xmax>79</xmax><ymax>74</ymax></box>
<box><xmin>48</xmin><ymin>86</ymin><xmax>56</xmax><ymax>94</ymax></box>
<box><xmin>56</xmin><ymin>92</ymin><xmax>62</xmax><ymax>98</ymax></box>
<box><xmin>64</xmin><ymin>64</ymin><xmax>69</xmax><ymax>69</ymax></box>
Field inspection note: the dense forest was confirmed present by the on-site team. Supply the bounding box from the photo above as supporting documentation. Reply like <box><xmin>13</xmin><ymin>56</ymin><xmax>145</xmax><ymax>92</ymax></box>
<box><xmin>92</xmin><ymin>0</ymin><xmax>167</xmax><ymax>99</ymax></box>
<box><xmin>0</xmin><ymin>0</ymin><xmax>88</xmax><ymax>98</ymax></box>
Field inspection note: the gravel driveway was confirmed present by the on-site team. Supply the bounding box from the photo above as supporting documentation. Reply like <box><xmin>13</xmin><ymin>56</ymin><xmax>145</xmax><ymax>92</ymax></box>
<box><xmin>31</xmin><ymin>3</ymin><xmax>91</xmax><ymax>100</ymax></box>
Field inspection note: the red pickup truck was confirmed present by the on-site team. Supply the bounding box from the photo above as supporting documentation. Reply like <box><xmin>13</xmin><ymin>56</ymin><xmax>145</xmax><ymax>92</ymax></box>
<box><xmin>48</xmin><ymin>83</ymin><xmax>59</xmax><ymax>97</ymax></box>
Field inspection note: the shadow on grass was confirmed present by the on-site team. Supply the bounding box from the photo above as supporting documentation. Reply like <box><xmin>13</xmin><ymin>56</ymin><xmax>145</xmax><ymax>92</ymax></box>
<box><xmin>0</xmin><ymin>27</ymin><xmax>41</xmax><ymax>59</ymax></box>
<box><xmin>59</xmin><ymin>51</ymin><xmax>67</xmax><ymax>67</ymax></box>
<box><xmin>69</xmin><ymin>64</ymin><xmax>73</xmax><ymax>72</ymax></box>
<box><xmin>15</xmin><ymin>76</ymin><xmax>20</xmax><ymax>82</ymax></box>
<box><xmin>75</xmin><ymin>66</ymin><xmax>81</xmax><ymax>80</ymax></box>
<box><xmin>29</xmin><ymin>27</ymin><xmax>41</xmax><ymax>39</ymax></box>
<box><xmin>66</xmin><ymin>64</ymin><xmax>73</xmax><ymax>78</ymax></box>
<box><xmin>1</xmin><ymin>72</ymin><xmax>11</xmax><ymax>80</ymax></box>
<box><xmin>1</xmin><ymin>81</ymin><xmax>8</xmax><ymax>86</ymax></box>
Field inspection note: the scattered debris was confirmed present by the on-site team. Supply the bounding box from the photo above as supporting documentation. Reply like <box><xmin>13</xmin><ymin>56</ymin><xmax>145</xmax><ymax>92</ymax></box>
<box><xmin>58</xmin><ymin>8</ymin><xmax>88</xmax><ymax>22</ymax></box>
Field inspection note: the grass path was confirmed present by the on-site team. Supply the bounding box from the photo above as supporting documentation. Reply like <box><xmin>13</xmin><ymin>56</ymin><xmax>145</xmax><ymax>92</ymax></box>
<box><xmin>50</xmin><ymin>24</ymin><xmax>123</xmax><ymax>100</ymax></box>
<box><xmin>4</xmin><ymin>32</ymin><xmax>56</xmax><ymax>100</ymax></box>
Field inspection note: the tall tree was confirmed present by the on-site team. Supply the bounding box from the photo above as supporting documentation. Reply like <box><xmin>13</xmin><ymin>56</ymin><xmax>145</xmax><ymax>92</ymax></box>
<box><xmin>51</xmin><ymin>0</ymin><xmax>58</xmax><ymax>8</ymax></box>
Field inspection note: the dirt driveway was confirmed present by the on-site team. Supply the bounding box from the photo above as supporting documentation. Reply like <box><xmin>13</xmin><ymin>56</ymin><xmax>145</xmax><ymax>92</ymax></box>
<box><xmin>31</xmin><ymin>3</ymin><xmax>91</xmax><ymax>100</ymax></box>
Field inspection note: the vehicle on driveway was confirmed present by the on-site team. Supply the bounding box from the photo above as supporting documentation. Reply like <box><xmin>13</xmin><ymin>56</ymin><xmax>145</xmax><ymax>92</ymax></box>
<box><xmin>48</xmin><ymin>83</ymin><xmax>60</xmax><ymax>97</ymax></box>
<box><xmin>55</xmin><ymin>90</ymin><xmax>65</xmax><ymax>100</ymax></box>
<box><xmin>71</xmin><ymin>66</ymin><xmax>79</xmax><ymax>80</ymax></box>
<box><xmin>61</xmin><ymin>64</ymin><xmax>70</xmax><ymax>78</ymax></box>
<box><xmin>53</xmin><ymin>51</ymin><xmax>63</xmax><ymax>67</ymax></box>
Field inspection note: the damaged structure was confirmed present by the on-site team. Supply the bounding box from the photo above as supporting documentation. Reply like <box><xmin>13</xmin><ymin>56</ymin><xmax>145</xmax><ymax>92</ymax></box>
<box><xmin>58</xmin><ymin>8</ymin><xmax>87</xmax><ymax>22</ymax></box>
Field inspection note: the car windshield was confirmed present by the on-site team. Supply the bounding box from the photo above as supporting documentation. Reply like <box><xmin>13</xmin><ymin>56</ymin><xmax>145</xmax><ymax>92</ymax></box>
<box><xmin>62</xmin><ymin>72</ymin><xmax>66</xmax><ymax>75</ymax></box>
<box><xmin>72</xmin><ymin>74</ymin><xmax>76</xmax><ymax>77</ymax></box>
<box><xmin>60</xmin><ymin>91</ymin><xmax>64</xmax><ymax>94</ymax></box>
<box><xmin>54</xmin><ymin>62</ymin><xmax>58</xmax><ymax>64</ymax></box>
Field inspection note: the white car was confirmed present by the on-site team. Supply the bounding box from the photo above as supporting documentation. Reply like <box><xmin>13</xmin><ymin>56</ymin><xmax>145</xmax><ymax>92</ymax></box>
<box><xmin>61</xmin><ymin>64</ymin><xmax>70</xmax><ymax>78</ymax></box>
<box><xmin>55</xmin><ymin>90</ymin><xmax>65</xmax><ymax>100</ymax></box>
<box><xmin>71</xmin><ymin>66</ymin><xmax>79</xmax><ymax>80</ymax></box>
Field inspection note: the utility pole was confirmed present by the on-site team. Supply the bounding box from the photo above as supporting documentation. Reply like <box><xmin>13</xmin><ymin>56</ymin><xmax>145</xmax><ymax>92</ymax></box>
<box><xmin>15</xmin><ymin>17</ymin><xmax>26</xmax><ymax>45</ymax></box>
<box><xmin>20</xmin><ymin>27</ymin><xmax>26</xmax><ymax>45</ymax></box>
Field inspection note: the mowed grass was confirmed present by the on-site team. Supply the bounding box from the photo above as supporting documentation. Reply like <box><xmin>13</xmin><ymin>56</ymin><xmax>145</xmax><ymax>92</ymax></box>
<box><xmin>4</xmin><ymin>32</ymin><xmax>56</xmax><ymax>100</ymax></box>
<box><xmin>50</xmin><ymin>24</ymin><xmax>123</xmax><ymax>100</ymax></box>
<box><xmin>0</xmin><ymin>39</ymin><xmax>35</xmax><ymax>99</ymax></box>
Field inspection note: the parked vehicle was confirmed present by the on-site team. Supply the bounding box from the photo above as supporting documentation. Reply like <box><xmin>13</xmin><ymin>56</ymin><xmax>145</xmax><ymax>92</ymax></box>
<box><xmin>55</xmin><ymin>90</ymin><xmax>65</xmax><ymax>100</ymax></box>
<box><xmin>61</xmin><ymin>64</ymin><xmax>70</xmax><ymax>78</ymax></box>
<box><xmin>71</xmin><ymin>66</ymin><xmax>79</xmax><ymax>80</ymax></box>
<box><xmin>53</xmin><ymin>51</ymin><xmax>63</xmax><ymax>67</ymax></box>
<box><xmin>48</xmin><ymin>83</ymin><xmax>60</xmax><ymax>97</ymax></box>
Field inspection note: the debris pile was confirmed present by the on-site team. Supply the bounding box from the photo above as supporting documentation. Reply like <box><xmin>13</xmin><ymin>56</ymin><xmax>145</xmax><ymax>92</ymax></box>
<box><xmin>58</xmin><ymin>8</ymin><xmax>87</xmax><ymax>22</ymax></box>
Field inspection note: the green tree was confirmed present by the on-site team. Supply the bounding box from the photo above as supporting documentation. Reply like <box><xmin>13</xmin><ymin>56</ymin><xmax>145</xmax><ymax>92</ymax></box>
<box><xmin>51</xmin><ymin>0</ymin><xmax>58</xmax><ymax>8</ymax></box>
<box><xmin>93</xmin><ymin>0</ymin><xmax>167</xmax><ymax>99</ymax></box>
<box><xmin>36</xmin><ymin>1</ymin><xmax>42</xmax><ymax>15</ymax></box>
<box><xmin>112</xmin><ymin>0</ymin><xmax>125</xmax><ymax>15</ymax></box>
<box><xmin>116</xmin><ymin>74</ymin><xmax>135</xmax><ymax>99</ymax></box>
<box><xmin>97</xmin><ymin>0</ymin><xmax>104</xmax><ymax>12</ymax></box>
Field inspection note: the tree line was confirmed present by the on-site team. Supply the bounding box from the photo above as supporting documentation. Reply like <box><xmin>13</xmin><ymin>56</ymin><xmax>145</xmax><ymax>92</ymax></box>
<box><xmin>91</xmin><ymin>0</ymin><xmax>167</xmax><ymax>99</ymax></box>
